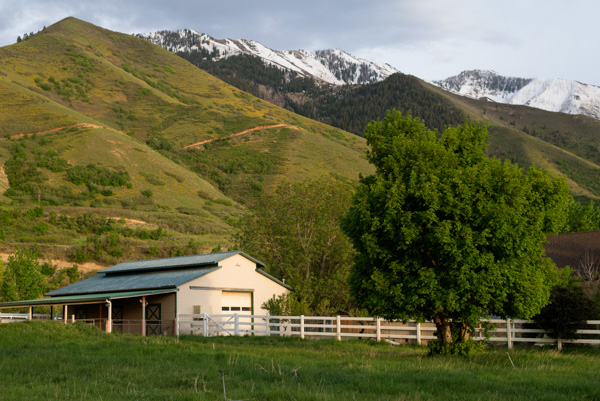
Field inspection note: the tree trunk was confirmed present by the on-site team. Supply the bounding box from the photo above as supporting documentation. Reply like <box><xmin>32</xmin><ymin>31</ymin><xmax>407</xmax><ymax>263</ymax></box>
<box><xmin>433</xmin><ymin>313</ymin><xmax>453</xmax><ymax>343</ymax></box>
<box><xmin>459</xmin><ymin>322</ymin><xmax>471</xmax><ymax>341</ymax></box>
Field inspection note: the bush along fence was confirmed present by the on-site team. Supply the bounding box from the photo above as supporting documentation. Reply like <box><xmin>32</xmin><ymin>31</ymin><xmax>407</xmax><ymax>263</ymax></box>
<box><xmin>176</xmin><ymin>314</ymin><xmax>600</xmax><ymax>350</ymax></box>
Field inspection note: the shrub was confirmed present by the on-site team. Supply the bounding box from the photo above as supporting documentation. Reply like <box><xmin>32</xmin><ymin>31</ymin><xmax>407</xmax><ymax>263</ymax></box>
<box><xmin>40</xmin><ymin>263</ymin><xmax>55</xmax><ymax>277</ymax></box>
<box><xmin>26</xmin><ymin>207</ymin><xmax>44</xmax><ymax>219</ymax></box>
<box><xmin>65</xmin><ymin>265</ymin><xmax>80</xmax><ymax>282</ymax></box>
<box><xmin>33</xmin><ymin>221</ymin><xmax>49</xmax><ymax>233</ymax></box>
<box><xmin>534</xmin><ymin>284</ymin><xmax>599</xmax><ymax>340</ymax></box>
<box><xmin>66</xmin><ymin>164</ymin><xmax>130</xmax><ymax>187</ymax></box>
<box><xmin>428</xmin><ymin>339</ymin><xmax>483</xmax><ymax>356</ymax></box>
<box><xmin>146</xmin><ymin>136</ymin><xmax>173</xmax><ymax>151</ymax></box>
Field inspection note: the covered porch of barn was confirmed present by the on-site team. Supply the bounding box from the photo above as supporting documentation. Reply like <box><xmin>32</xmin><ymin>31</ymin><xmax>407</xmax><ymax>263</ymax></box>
<box><xmin>0</xmin><ymin>289</ymin><xmax>177</xmax><ymax>336</ymax></box>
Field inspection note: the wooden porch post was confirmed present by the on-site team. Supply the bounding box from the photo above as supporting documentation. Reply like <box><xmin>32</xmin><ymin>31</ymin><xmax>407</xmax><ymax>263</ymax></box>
<box><xmin>28</xmin><ymin>306</ymin><xmax>33</xmax><ymax>320</ymax></box>
<box><xmin>106</xmin><ymin>300</ymin><xmax>112</xmax><ymax>334</ymax></box>
<box><xmin>63</xmin><ymin>305</ymin><xmax>68</xmax><ymax>324</ymax></box>
<box><xmin>141</xmin><ymin>296</ymin><xmax>147</xmax><ymax>336</ymax></box>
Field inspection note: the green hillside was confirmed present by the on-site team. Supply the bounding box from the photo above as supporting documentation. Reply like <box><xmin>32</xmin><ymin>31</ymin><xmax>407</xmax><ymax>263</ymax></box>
<box><xmin>0</xmin><ymin>17</ymin><xmax>372</xmax><ymax>266</ymax></box>
<box><xmin>178</xmin><ymin>50</ymin><xmax>600</xmax><ymax>201</ymax></box>
<box><xmin>424</xmin><ymin>82</ymin><xmax>600</xmax><ymax>199</ymax></box>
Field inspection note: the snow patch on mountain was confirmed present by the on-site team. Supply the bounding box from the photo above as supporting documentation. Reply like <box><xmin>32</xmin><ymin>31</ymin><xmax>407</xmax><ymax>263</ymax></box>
<box><xmin>137</xmin><ymin>29</ymin><xmax>399</xmax><ymax>85</ymax></box>
<box><xmin>434</xmin><ymin>70</ymin><xmax>600</xmax><ymax>120</ymax></box>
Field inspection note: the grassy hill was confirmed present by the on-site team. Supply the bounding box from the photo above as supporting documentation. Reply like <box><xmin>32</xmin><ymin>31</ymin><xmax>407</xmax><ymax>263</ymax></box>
<box><xmin>0</xmin><ymin>17</ymin><xmax>372</xmax><ymax>266</ymax></box>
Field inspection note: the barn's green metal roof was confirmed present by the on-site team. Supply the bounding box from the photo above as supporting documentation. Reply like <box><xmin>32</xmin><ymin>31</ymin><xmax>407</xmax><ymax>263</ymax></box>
<box><xmin>0</xmin><ymin>289</ymin><xmax>176</xmax><ymax>309</ymax></box>
<box><xmin>100</xmin><ymin>250</ymin><xmax>265</xmax><ymax>275</ymax></box>
<box><xmin>45</xmin><ymin>266</ymin><xmax>221</xmax><ymax>297</ymax></box>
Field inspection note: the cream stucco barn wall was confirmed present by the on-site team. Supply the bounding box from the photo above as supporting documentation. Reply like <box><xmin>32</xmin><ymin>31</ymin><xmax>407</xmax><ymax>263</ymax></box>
<box><xmin>177</xmin><ymin>254</ymin><xmax>290</xmax><ymax>315</ymax></box>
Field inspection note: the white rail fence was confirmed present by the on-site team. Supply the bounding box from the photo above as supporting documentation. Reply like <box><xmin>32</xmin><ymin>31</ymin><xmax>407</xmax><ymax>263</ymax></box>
<box><xmin>177</xmin><ymin>314</ymin><xmax>600</xmax><ymax>349</ymax></box>
<box><xmin>0</xmin><ymin>313</ymin><xmax>63</xmax><ymax>322</ymax></box>
<box><xmin>4</xmin><ymin>312</ymin><xmax>599</xmax><ymax>349</ymax></box>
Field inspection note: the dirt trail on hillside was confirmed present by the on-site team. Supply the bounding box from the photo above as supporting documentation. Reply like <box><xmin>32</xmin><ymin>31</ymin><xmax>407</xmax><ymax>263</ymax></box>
<box><xmin>0</xmin><ymin>253</ymin><xmax>105</xmax><ymax>274</ymax></box>
<box><xmin>0</xmin><ymin>166</ymin><xmax>8</xmax><ymax>189</ymax></box>
<box><xmin>184</xmin><ymin>123</ymin><xmax>299</xmax><ymax>149</ymax></box>
<box><xmin>10</xmin><ymin>123</ymin><xmax>119</xmax><ymax>139</ymax></box>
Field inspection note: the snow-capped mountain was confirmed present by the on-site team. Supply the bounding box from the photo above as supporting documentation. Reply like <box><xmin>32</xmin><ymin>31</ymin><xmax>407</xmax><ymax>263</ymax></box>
<box><xmin>434</xmin><ymin>70</ymin><xmax>600</xmax><ymax>120</ymax></box>
<box><xmin>137</xmin><ymin>29</ymin><xmax>398</xmax><ymax>85</ymax></box>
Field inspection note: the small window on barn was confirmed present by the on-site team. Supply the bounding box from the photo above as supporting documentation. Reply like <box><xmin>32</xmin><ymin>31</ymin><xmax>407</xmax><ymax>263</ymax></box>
<box><xmin>231</xmin><ymin>307</ymin><xmax>241</xmax><ymax>311</ymax></box>
<box><xmin>222</xmin><ymin>307</ymin><xmax>230</xmax><ymax>311</ymax></box>
<box><xmin>242</xmin><ymin>307</ymin><xmax>251</xmax><ymax>312</ymax></box>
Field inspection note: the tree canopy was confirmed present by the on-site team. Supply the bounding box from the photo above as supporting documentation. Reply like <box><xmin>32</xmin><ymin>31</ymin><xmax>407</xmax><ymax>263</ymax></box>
<box><xmin>0</xmin><ymin>247</ymin><xmax>45</xmax><ymax>302</ymax></box>
<box><xmin>236</xmin><ymin>180</ymin><xmax>354</xmax><ymax>315</ymax></box>
<box><xmin>342</xmin><ymin>110</ymin><xmax>572</xmax><ymax>347</ymax></box>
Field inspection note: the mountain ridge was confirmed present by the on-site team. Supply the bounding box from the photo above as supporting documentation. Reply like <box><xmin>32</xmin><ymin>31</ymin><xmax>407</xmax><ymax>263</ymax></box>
<box><xmin>137</xmin><ymin>29</ymin><xmax>398</xmax><ymax>85</ymax></box>
<box><xmin>434</xmin><ymin>70</ymin><xmax>600</xmax><ymax>120</ymax></box>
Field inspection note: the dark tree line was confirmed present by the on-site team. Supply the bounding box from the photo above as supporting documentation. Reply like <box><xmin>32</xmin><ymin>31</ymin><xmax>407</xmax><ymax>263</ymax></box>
<box><xmin>177</xmin><ymin>51</ymin><xmax>466</xmax><ymax>136</ymax></box>
<box><xmin>289</xmin><ymin>73</ymin><xmax>466</xmax><ymax>135</ymax></box>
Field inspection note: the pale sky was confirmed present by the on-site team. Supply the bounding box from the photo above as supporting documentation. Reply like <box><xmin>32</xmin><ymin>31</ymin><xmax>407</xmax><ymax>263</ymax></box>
<box><xmin>0</xmin><ymin>0</ymin><xmax>598</xmax><ymax>86</ymax></box>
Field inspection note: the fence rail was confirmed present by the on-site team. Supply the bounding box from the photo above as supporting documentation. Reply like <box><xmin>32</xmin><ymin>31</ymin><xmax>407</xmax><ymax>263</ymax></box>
<box><xmin>0</xmin><ymin>313</ymin><xmax>63</xmax><ymax>322</ymax></box>
<box><xmin>177</xmin><ymin>313</ymin><xmax>600</xmax><ymax>349</ymax></box>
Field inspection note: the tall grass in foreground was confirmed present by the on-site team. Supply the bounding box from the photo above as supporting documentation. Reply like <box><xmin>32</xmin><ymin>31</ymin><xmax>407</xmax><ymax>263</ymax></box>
<box><xmin>0</xmin><ymin>321</ymin><xmax>599</xmax><ymax>400</ymax></box>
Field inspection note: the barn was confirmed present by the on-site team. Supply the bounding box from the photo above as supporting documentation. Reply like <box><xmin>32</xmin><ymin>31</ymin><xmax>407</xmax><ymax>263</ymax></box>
<box><xmin>0</xmin><ymin>251</ymin><xmax>292</xmax><ymax>335</ymax></box>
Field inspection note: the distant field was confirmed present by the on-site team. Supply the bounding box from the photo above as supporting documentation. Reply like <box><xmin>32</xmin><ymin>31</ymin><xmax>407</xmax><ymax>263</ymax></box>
<box><xmin>0</xmin><ymin>321</ymin><xmax>599</xmax><ymax>400</ymax></box>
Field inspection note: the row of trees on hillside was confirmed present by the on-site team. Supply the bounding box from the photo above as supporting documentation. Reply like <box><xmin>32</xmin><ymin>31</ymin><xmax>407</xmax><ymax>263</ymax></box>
<box><xmin>289</xmin><ymin>74</ymin><xmax>466</xmax><ymax>135</ymax></box>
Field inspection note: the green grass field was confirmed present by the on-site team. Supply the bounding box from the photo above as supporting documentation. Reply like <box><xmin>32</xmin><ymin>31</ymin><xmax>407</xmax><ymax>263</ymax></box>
<box><xmin>0</xmin><ymin>321</ymin><xmax>598</xmax><ymax>400</ymax></box>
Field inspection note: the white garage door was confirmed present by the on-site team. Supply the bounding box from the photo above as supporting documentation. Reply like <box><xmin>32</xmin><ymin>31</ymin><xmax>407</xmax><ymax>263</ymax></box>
<box><xmin>221</xmin><ymin>291</ymin><xmax>252</xmax><ymax>315</ymax></box>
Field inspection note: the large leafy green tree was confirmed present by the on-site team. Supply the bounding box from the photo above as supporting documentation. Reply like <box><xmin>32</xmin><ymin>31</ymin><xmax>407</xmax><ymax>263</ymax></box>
<box><xmin>236</xmin><ymin>180</ymin><xmax>354</xmax><ymax>315</ymax></box>
<box><xmin>342</xmin><ymin>110</ymin><xmax>571</xmax><ymax>346</ymax></box>
<box><xmin>0</xmin><ymin>247</ymin><xmax>45</xmax><ymax>302</ymax></box>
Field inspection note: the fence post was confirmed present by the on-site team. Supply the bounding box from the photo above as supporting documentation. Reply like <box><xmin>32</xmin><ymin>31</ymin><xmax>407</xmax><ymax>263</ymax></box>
<box><xmin>300</xmin><ymin>315</ymin><xmax>305</xmax><ymax>339</ymax></box>
<box><xmin>506</xmin><ymin>319</ymin><xmax>513</xmax><ymax>349</ymax></box>
<box><xmin>203</xmin><ymin>312</ymin><xmax>208</xmax><ymax>337</ymax></box>
<box><xmin>416</xmin><ymin>323</ymin><xmax>422</xmax><ymax>345</ymax></box>
<box><xmin>175</xmin><ymin>313</ymin><xmax>180</xmax><ymax>337</ymax></box>
<box><xmin>28</xmin><ymin>307</ymin><xmax>32</xmax><ymax>321</ymax></box>
<box><xmin>376</xmin><ymin>317</ymin><xmax>381</xmax><ymax>342</ymax></box>
<box><xmin>336</xmin><ymin>316</ymin><xmax>341</xmax><ymax>341</ymax></box>
<box><xmin>234</xmin><ymin>314</ymin><xmax>239</xmax><ymax>336</ymax></box>
<box><xmin>557</xmin><ymin>337</ymin><xmax>563</xmax><ymax>351</ymax></box>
